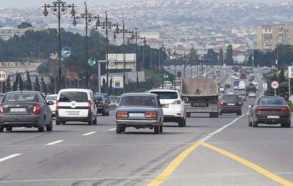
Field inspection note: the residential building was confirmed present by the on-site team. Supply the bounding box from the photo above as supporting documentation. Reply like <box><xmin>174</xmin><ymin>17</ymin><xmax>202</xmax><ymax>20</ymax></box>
<box><xmin>257</xmin><ymin>24</ymin><xmax>293</xmax><ymax>51</ymax></box>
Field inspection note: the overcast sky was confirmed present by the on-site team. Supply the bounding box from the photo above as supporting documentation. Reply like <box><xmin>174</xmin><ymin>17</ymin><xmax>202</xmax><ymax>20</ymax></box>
<box><xmin>0</xmin><ymin>0</ymin><xmax>286</xmax><ymax>8</ymax></box>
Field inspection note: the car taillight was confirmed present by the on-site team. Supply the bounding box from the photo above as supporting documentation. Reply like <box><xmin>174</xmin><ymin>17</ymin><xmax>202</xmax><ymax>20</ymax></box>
<box><xmin>280</xmin><ymin>107</ymin><xmax>290</xmax><ymax>113</ymax></box>
<box><xmin>56</xmin><ymin>100</ymin><xmax>60</xmax><ymax>110</ymax></box>
<box><xmin>145</xmin><ymin>112</ymin><xmax>157</xmax><ymax>118</ymax></box>
<box><xmin>33</xmin><ymin>103</ymin><xmax>41</xmax><ymax>115</ymax></box>
<box><xmin>255</xmin><ymin>107</ymin><xmax>265</xmax><ymax>113</ymax></box>
<box><xmin>220</xmin><ymin>101</ymin><xmax>224</xmax><ymax>106</ymax></box>
<box><xmin>238</xmin><ymin>101</ymin><xmax>243</xmax><ymax>106</ymax></box>
<box><xmin>171</xmin><ymin>100</ymin><xmax>181</xmax><ymax>104</ymax></box>
<box><xmin>97</xmin><ymin>103</ymin><xmax>104</xmax><ymax>107</ymax></box>
<box><xmin>0</xmin><ymin>104</ymin><xmax>3</xmax><ymax>114</ymax></box>
<box><xmin>88</xmin><ymin>100</ymin><xmax>92</xmax><ymax>110</ymax></box>
<box><xmin>116</xmin><ymin>112</ymin><xmax>128</xmax><ymax>118</ymax></box>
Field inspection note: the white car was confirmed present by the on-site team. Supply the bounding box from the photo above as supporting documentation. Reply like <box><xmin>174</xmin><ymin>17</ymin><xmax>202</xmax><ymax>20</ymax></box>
<box><xmin>56</xmin><ymin>89</ymin><xmax>97</xmax><ymax>125</ymax></box>
<box><xmin>149</xmin><ymin>89</ymin><xmax>186</xmax><ymax>127</ymax></box>
<box><xmin>46</xmin><ymin>94</ymin><xmax>57</xmax><ymax>116</ymax></box>
<box><xmin>227</xmin><ymin>90</ymin><xmax>234</xmax><ymax>95</ymax></box>
<box><xmin>248</xmin><ymin>91</ymin><xmax>257</xmax><ymax>98</ymax></box>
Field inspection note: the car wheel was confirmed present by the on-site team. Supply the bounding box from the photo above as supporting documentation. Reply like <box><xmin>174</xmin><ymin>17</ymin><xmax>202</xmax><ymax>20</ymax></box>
<box><xmin>160</xmin><ymin>124</ymin><xmax>163</xmax><ymax>133</ymax></box>
<box><xmin>38</xmin><ymin>125</ymin><xmax>45</xmax><ymax>132</ymax></box>
<box><xmin>286</xmin><ymin>122</ymin><xmax>291</xmax><ymax>128</ymax></box>
<box><xmin>213</xmin><ymin>112</ymin><xmax>218</xmax><ymax>118</ymax></box>
<box><xmin>116</xmin><ymin>125</ymin><xmax>122</xmax><ymax>134</ymax></box>
<box><xmin>102</xmin><ymin>111</ymin><xmax>106</xmax><ymax>116</ymax></box>
<box><xmin>6</xmin><ymin>127</ymin><xmax>12</xmax><ymax>132</ymax></box>
<box><xmin>219</xmin><ymin>111</ymin><xmax>222</xmax><ymax>115</ymax></box>
<box><xmin>93</xmin><ymin>116</ymin><xmax>97</xmax><ymax>125</ymax></box>
<box><xmin>186</xmin><ymin>113</ymin><xmax>191</xmax><ymax>117</ymax></box>
<box><xmin>237</xmin><ymin>111</ymin><xmax>242</xmax><ymax>115</ymax></box>
<box><xmin>0</xmin><ymin>126</ymin><xmax>3</xmax><ymax>132</ymax></box>
<box><xmin>178</xmin><ymin>118</ymin><xmax>186</xmax><ymax>127</ymax></box>
<box><xmin>88</xmin><ymin>118</ymin><xmax>93</xmax><ymax>125</ymax></box>
<box><xmin>248</xmin><ymin>118</ymin><xmax>252</xmax><ymax>127</ymax></box>
<box><xmin>252</xmin><ymin>120</ymin><xmax>258</xmax><ymax>127</ymax></box>
<box><xmin>154</xmin><ymin>125</ymin><xmax>160</xmax><ymax>134</ymax></box>
<box><xmin>56</xmin><ymin>120</ymin><xmax>61</xmax><ymax>125</ymax></box>
<box><xmin>46</xmin><ymin>124</ymin><xmax>53</xmax><ymax>132</ymax></box>
<box><xmin>106</xmin><ymin>110</ymin><xmax>110</xmax><ymax>116</ymax></box>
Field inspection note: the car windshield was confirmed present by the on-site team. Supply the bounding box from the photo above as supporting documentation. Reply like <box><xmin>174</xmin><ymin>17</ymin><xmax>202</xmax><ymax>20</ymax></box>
<box><xmin>222</xmin><ymin>95</ymin><xmax>239</xmax><ymax>101</ymax></box>
<box><xmin>59</xmin><ymin>92</ymin><xmax>87</xmax><ymax>102</ymax></box>
<box><xmin>95</xmin><ymin>96</ymin><xmax>103</xmax><ymax>102</ymax></box>
<box><xmin>120</xmin><ymin>96</ymin><xmax>156</xmax><ymax>106</ymax></box>
<box><xmin>259</xmin><ymin>98</ymin><xmax>285</xmax><ymax>105</ymax></box>
<box><xmin>46</xmin><ymin>95</ymin><xmax>57</xmax><ymax>101</ymax></box>
<box><xmin>150</xmin><ymin>92</ymin><xmax>178</xmax><ymax>99</ymax></box>
<box><xmin>4</xmin><ymin>93</ymin><xmax>38</xmax><ymax>102</ymax></box>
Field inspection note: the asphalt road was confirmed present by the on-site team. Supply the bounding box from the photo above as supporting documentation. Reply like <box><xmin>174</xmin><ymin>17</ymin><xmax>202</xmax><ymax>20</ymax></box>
<box><xmin>0</xmin><ymin>69</ymin><xmax>293</xmax><ymax>186</ymax></box>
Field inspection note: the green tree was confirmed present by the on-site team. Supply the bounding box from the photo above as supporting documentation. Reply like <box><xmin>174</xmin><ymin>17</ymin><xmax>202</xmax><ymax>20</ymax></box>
<box><xmin>6</xmin><ymin>77</ymin><xmax>11</xmax><ymax>92</ymax></box>
<box><xmin>17</xmin><ymin>22</ymin><xmax>32</xmax><ymax>29</ymax></box>
<box><xmin>41</xmin><ymin>77</ymin><xmax>47</xmax><ymax>95</ymax></box>
<box><xmin>226</xmin><ymin>45</ymin><xmax>234</xmax><ymax>65</ymax></box>
<box><xmin>18</xmin><ymin>74</ymin><xmax>23</xmax><ymax>90</ymax></box>
<box><xmin>34</xmin><ymin>76</ymin><xmax>40</xmax><ymax>91</ymax></box>
<box><xmin>12</xmin><ymin>73</ymin><xmax>19</xmax><ymax>91</ymax></box>
<box><xmin>25</xmin><ymin>70</ymin><xmax>32</xmax><ymax>90</ymax></box>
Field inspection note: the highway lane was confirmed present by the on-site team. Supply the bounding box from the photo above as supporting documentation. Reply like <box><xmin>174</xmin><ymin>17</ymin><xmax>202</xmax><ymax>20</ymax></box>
<box><xmin>1</xmin><ymin>97</ymin><xmax>292</xmax><ymax>186</ymax></box>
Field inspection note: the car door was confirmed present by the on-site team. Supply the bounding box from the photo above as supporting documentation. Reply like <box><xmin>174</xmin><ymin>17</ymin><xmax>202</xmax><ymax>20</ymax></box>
<box><xmin>40</xmin><ymin>94</ymin><xmax>52</xmax><ymax>125</ymax></box>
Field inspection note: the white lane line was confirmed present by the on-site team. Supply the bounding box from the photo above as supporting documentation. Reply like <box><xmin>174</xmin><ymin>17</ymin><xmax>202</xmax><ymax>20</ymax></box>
<box><xmin>82</xmin><ymin>131</ymin><xmax>96</xmax><ymax>136</ymax></box>
<box><xmin>46</xmin><ymin>140</ymin><xmax>64</xmax><ymax>146</ymax></box>
<box><xmin>108</xmin><ymin>128</ymin><xmax>116</xmax><ymax>131</ymax></box>
<box><xmin>0</xmin><ymin>154</ymin><xmax>22</xmax><ymax>162</ymax></box>
<box><xmin>199</xmin><ymin>114</ymin><xmax>246</xmax><ymax>142</ymax></box>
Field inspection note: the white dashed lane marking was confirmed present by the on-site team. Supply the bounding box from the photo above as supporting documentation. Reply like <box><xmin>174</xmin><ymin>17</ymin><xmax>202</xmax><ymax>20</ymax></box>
<box><xmin>108</xmin><ymin>128</ymin><xmax>116</xmax><ymax>131</ymax></box>
<box><xmin>0</xmin><ymin>154</ymin><xmax>22</xmax><ymax>162</ymax></box>
<box><xmin>82</xmin><ymin>131</ymin><xmax>96</xmax><ymax>136</ymax></box>
<box><xmin>46</xmin><ymin>140</ymin><xmax>64</xmax><ymax>146</ymax></box>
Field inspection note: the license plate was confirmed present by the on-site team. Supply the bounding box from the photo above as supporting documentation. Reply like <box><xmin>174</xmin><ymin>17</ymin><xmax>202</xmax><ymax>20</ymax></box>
<box><xmin>227</xmin><ymin>103</ymin><xmax>235</xmax><ymax>106</ymax></box>
<box><xmin>162</xmin><ymin>104</ymin><xmax>169</xmax><ymax>108</ymax></box>
<box><xmin>67</xmin><ymin>111</ymin><xmax>79</xmax><ymax>115</ymax></box>
<box><xmin>10</xmin><ymin>108</ymin><xmax>26</xmax><ymax>112</ymax></box>
<box><xmin>267</xmin><ymin>115</ymin><xmax>280</xmax><ymax>119</ymax></box>
<box><xmin>129</xmin><ymin>113</ymin><xmax>144</xmax><ymax>117</ymax></box>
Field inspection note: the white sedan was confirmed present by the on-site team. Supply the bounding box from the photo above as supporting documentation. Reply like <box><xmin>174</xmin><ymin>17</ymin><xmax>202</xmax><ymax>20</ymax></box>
<box><xmin>248</xmin><ymin>92</ymin><xmax>257</xmax><ymax>98</ymax></box>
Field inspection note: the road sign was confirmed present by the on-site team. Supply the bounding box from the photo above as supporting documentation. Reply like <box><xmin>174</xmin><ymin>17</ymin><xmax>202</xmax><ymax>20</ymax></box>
<box><xmin>0</xmin><ymin>69</ymin><xmax>8</xmax><ymax>83</ymax></box>
<box><xmin>263</xmin><ymin>83</ymin><xmax>268</xmax><ymax>91</ymax></box>
<box><xmin>271</xmin><ymin>81</ymin><xmax>279</xmax><ymax>89</ymax></box>
<box><xmin>61</xmin><ymin>47</ymin><xmax>71</xmax><ymax>58</ymax></box>
<box><xmin>48</xmin><ymin>50</ymin><xmax>58</xmax><ymax>60</ymax></box>
<box><xmin>288</xmin><ymin>66</ymin><xmax>293</xmax><ymax>78</ymax></box>
<box><xmin>88</xmin><ymin>57</ymin><xmax>96</xmax><ymax>66</ymax></box>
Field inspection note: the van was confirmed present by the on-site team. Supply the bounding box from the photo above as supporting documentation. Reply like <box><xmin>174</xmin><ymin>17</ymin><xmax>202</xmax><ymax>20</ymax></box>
<box><xmin>238</xmin><ymin>81</ymin><xmax>246</xmax><ymax>90</ymax></box>
<box><xmin>56</xmin><ymin>89</ymin><xmax>97</xmax><ymax>125</ymax></box>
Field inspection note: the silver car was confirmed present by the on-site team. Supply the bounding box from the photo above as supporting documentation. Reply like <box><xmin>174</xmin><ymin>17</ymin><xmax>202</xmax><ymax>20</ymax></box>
<box><xmin>116</xmin><ymin>93</ymin><xmax>164</xmax><ymax>134</ymax></box>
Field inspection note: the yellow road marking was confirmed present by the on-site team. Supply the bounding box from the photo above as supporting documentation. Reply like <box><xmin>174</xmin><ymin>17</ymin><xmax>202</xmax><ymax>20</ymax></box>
<box><xmin>201</xmin><ymin>142</ymin><xmax>293</xmax><ymax>186</ymax></box>
<box><xmin>148</xmin><ymin>141</ymin><xmax>293</xmax><ymax>186</ymax></box>
<box><xmin>148</xmin><ymin>142</ymin><xmax>202</xmax><ymax>186</ymax></box>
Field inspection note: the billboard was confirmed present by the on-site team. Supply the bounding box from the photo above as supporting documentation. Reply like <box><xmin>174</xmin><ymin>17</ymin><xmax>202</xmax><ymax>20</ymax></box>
<box><xmin>100</xmin><ymin>75</ymin><xmax>124</xmax><ymax>89</ymax></box>
<box><xmin>107</xmin><ymin>53</ymin><xmax>136</xmax><ymax>70</ymax></box>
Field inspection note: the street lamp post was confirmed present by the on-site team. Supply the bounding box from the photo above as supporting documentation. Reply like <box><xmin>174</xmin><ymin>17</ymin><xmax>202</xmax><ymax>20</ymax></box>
<box><xmin>113</xmin><ymin>20</ymin><xmax>132</xmax><ymax>93</ymax></box>
<box><xmin>72</xmin><ymin>2</ymin><xmax>98</xmax><ymax>89</ymax></box>
<box><xmin>42</xmin><ymin>0</ymin><xmax>76</xmax><ymax>91</ymax></box>
<box><xmin>129</xmin><ymin>28</ymin><xmax>146</xmax><ymax>88</ymax></box>
<box><xmin>96</xmin><ymin>11</ymin><xmax>118</xmax><ymax>95</ymax></box>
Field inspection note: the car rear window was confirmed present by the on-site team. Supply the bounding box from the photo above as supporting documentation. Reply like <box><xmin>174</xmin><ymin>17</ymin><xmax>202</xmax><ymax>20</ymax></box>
<box><xmin>150</xmin><ymin>92</ymin><xmax>178</xmax><ymax>99</ymax></box>
<box><xmin>59</xmin><ymin>92</ymin><xmax>88</xmax><ymax>102</ymax></box>
<box><xmin>259</xmin><ymin>98</ymin><xmax>285</xmax><ymax>105</ymax></box>
<box><xmin>4</xmin><ymin>93</ymin><xmax>38</xmax><ymax>102</ymax></box>
<box><xmin>120</xmin><ymin>96</ymin><xmax>156</xmax><ymax>106</ymax></box>
<box><xmin>46</xmin><ymin>95</ymin><xmax>57</xmax><ymax>101</ymax></box>
<box><xmin>222</xmin><ymin>95</ymin><xmax>240</xmax><ymax>101</ymax></box>
<box><xmin>94</xmin><ymin>96</ymin><xmax>103</xmax><ymax>102</ymax></box>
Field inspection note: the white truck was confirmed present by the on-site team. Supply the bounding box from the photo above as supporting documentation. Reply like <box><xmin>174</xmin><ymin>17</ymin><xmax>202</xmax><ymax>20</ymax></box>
<box><xmin>181</xmin><ymin>78</ymin><xmax>219</xmax><ymax>118</ymax></box>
